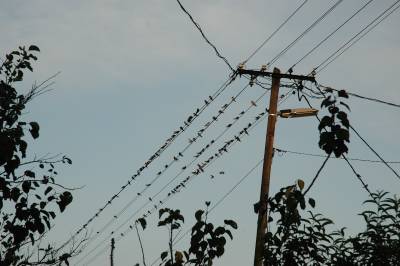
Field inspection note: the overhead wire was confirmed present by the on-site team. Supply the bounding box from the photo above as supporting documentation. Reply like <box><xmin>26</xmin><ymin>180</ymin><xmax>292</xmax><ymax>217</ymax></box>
<box><xmin>289</xmin><ymin>0</ymin><xmax>375</xmax><ymax>70</ymax></box>
<box><xmin>319</xmin><ymin>85</ymin><xmax>400</xmax><ymax>109</ymax></box>
<box><xmin>275</xmin><ymin>147</ymin><xmax>400</xmax><ymax>164</ymax></box>
<box><xmin>58</xmin><ymin>70</ymin><xmax>238</xmax><ymax>251</ymax></box>
<box><xmin>267</xmin><ymin>0</ymin><xmax>344</xmax><ymax>66</ymax></box>
<box><xmin>349</xmin><ymin>124</ymin><xmax>400</xmax><ymax>180</ymax></box>
<box><xmin>299</xmin><ymin>91</ymin><xmax>398</xmax><ymax>217</ymax></box>
<box><xmin>149</xmin><ymin>158</ymin><xmax>264</xmax><ymax>266</ymax></box>
<box><xmin>315</xmin><ymin>0</ymin><xmax>400</xmax><ymax>72</ymax></box>
<box><xmin>242</xmin><ymin>0</ymin><xmax>309</xmax><ymax>64</ymax></box>
<box><xmin>176</xmin><ymin>0</ymin><xmax>234</xmax><ymax>71</ymax></box>
<box><xmin>76</xmin><ymin>82</ymin><xmax>252</xmax><ymax>251</ymax></box>
<box><xmin>68</xmin><ymin>0</ymin><xmax>306</xmax><ymax>256</ymax></box>
<box><xmin>74</xmin><ymin>86</ymin><xmax>278</xmax><ymax>265</ymax></box>
<box><xmin>79</xmin><ymin>87</ymin><xmax>297</xmax><ymax>265</ymax></box>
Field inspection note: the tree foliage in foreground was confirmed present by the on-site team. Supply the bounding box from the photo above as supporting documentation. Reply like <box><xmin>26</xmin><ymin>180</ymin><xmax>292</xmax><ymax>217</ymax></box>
<box><xmin>263</xmin><ymin>183</ymin><xmax>400</xmax><ymax>266</ymax></box>
<box><xmin>0</xmin><ymin>46</ymin><xmax>80</xmax><ymax>265</ymax></box>
<box><xmin>261</xmin><ymin>87</ymin><xmax>399</xmax><ymax>265</ymax></box>
<box><xmin>134</xmin><ymin>203</ymin><xmax>237</xmax><ymax>266</ymax></box>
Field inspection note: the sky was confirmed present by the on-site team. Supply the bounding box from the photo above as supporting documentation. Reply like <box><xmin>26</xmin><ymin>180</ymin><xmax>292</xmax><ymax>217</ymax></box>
<box><xmin>1</xmin><ymin>0</ymin><xmax>400</xmax><ymax>265</ymax></box>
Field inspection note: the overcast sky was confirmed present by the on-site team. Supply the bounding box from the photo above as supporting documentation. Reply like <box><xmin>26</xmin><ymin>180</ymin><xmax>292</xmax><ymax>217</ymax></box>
<box><xmin>1</xmin><ymin>0</ymin><xmax>400</xmax><ymax>265</ymax></box>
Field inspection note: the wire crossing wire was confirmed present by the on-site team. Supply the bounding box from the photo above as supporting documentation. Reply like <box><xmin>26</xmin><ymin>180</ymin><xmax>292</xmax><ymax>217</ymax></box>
<box><xmin>268</xmin><ymin>0</ymin><xmax>344</xmax><ymax>66</ymax></box>
<box><xmin>315</xmin><ymin>0</ymin><xmax>400</xmax><ymax>72</ymax></box>
<box><xmin>78</xmin><ymin>95</ymin><xmax>277</xmax><ymax>265</ymax></box>
<box><xmin>349</xmin><ymin>125</ymin><xmax>400</xmax><ymax>180</ymax></box>
<box><xmin>176</xmin><ymin>0</ymin><xmax>234</xmax><ymax>71</ymax></box>
<box><xmin>242</xmin><ymin>0</ymin><xmax>309</xmax><ymax>64</ymax></box>
<box><xmin>290</xmin><ymin>0</ymin><xmax>375</xmax><ymax>69</ymax></box>
<box><xmin>275</xmin><ymin>147</ymin><xmax>400</xmax><ymax>164</ymax></box>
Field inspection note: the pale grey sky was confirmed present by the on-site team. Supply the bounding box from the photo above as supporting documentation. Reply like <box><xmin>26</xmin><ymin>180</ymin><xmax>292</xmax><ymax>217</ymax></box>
<box><xmin>1</xmin><ymin>0</ymin><xmax>400</xmax><ymax>265</ymax></box>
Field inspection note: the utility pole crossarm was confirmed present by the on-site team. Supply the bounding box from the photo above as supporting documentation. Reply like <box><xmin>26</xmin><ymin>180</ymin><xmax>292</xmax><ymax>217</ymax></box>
<box><xmin>237</xmin><ymin>68</ymin><xmax>316</xmax><ymax>82</ymax></box>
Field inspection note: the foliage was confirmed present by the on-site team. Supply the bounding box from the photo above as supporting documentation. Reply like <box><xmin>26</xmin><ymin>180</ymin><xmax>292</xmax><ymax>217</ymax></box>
<box><xmin>318</xmin><ymin>88</ymin><xmax>350</xmax><ymax>157</ymax></box>
<box><xmin>0</xmin><ymin>46</ymin><xmax>77</xmax><ymax>265</ymax></box>
<box><xmin>262</xmin><ymin>181</ymin><xmax>400</xmax><ymax>266</ymax></box>
<box><xmin>136</xmin><ymin>203</ymin><xmax>237</xmax><ymax>266</ymax></box>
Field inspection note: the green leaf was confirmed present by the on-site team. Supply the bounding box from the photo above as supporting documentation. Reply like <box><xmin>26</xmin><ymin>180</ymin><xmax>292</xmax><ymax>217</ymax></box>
<box><xmin>195</xmin><ymin>210</ymin><xmax>204</xmax><ymax>221</ymax></box>
<box><xmin>224</xmin><ymin>219</ymin><xmax>238</xmax><ymax>229</ymax></box>
<box><xmin>318</xmin><ymin>116</ymin><xmax>333</xmax><ymax>131</ymax></box>
<box><xmin>44</xmin><ymin>186</ymin><xmax>52</xmax><ymax>195</ymax></box>
<box><xmin>336</xmin><ymin>111</ymin><xmax>349</xmax><ymax>128</ymax></box>
<box><xmin>335</xmin><ymin>128</ymin><xmax>349</xmax><ymax>142</ymax></box>
<box><xmin>161</xmin><ymin>251</ymin><xmax>168</xmax><ymax>261</ymax></box>
<box><xmin>22</xmin><ymin>181</ymin><xmax>31</xmax><ymax>193</ymax></box>
<box><xmin>28</xmin><ymin>45</ymin><xmax>40</xmax><ymax>52</ymax></box>
<box><xmin>225</xmin><ymin>229</ymin><xmax>233</xmax><ymax>240</ymax></box>
<box><xmin>25</xmin><ymin>170</ymin><xmax>35</xmax><ymax>178</ymax></box>
<box><xmin>339</xmin><ymin>101</ymin><xmax>351</xmax><ymax>111</ymax></box>
<box><xmin>29</xmin><ymin>122</ymin><xmax>40</xmax><ymax>139</ymax></box>
<box><xmin>338</xmin><ymin>90</ymin><xmax>349</xmax><ymax>98</ymax></box>
<box><xmin>308</xmin><ymin>198</ymin><xmax>316</xmax><ymax>208</ymax></box>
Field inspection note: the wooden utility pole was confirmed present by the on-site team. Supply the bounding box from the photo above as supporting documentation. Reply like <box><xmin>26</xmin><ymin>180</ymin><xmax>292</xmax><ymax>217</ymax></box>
<box><xmin>237</xmin><ymin>66</ymin><xmax>315</xmax><ymax>266</ymax></box>
<box><xmin>253</xmin><ymin>67</ymin><xmax>280</xmax><ymax>266</ymax></box>
<box><xmin>110</xmin><ymin>238</ymin><xmax>115</xmax><ymax>266</ymax></box>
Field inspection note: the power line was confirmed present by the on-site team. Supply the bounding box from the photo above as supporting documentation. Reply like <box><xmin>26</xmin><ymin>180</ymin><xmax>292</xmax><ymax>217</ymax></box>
<box><xmin>349</xmin><ymin>124</ymin><xmax>400</xmax><ymax>180</ymax></box>
<box><xmin>78</xmin><ymin>95</ymin><xmax>276</xmax><ymax>265</ymax></box>
<box><xmin>59</xmin><ymin>72</ymin><xmax>237</xmax><ymax>251</ymax></box>
<box><xmin>318</xmin><ymin>84</ymin><xmax>400</xmax><ymax>109</ymax></box>
<box><xmin>74</xmin><ymin>89</ymin><xmax>275</xmax><ymax>265</ymax></box>
<box><xmin>303</xmin><ymin>154</ymin><xmax>331</xmax><ymax>195</ymax></box>
<box><xmin>242</xmin><ymin>0</ymin><xmax>309</xmax><ymax>64</ymax></box>
<box><xmin>268</xmin><ymin>0</ymin><xmax>344</xmax><ymax>66</ymax></box>
<box><xmin>76</xmin><ymin>83</ymin><xmax>252</xmax><ymax>252</ymax></box>
<box><xmin>275</xmin><ymin>147</ymin><xmax>400</xmax><ymax>164</ymax></box>
<box><xmin>176</xmin><ymin>0</ymin><xmax>234</xmax><ymax>71</ymax></box>
<box><xmin>290</xmin><ymin>0</ymin><xmax>375</xmax><ymax>70</ymax></box>
<box><xmin>315</xmin><ymin>0</ymin><xmax>400</xmax><ymax>72</ymax></box>
<box><xmin>149</xmin><ymin>158</ymin><xmax>264</xmax><ymax>266</ymax></box>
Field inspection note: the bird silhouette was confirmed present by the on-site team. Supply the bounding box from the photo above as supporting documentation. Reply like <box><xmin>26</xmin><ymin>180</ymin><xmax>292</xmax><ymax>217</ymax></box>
<box><xmin>251</xmin><ymin>100</ymin><xmax>257</xmax><ymax>107</ymax></box>
<box><xmin>288</xmin><ymin>67</ymin><xmax>293</xmax><ymax>74</ymax></box>
<box><xmin>219</xmin><ymin>171</ymin><xmax>225</xmax><ymax>175</ymax></box>
<box><xmin>209</xmin><ymin>95</ymin><xmax>213</xmax><ymax>101</ymax></box>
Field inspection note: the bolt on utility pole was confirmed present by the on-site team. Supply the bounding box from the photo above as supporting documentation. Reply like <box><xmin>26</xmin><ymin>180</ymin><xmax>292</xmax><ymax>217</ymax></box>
<box><xmin>237</xmin><ymin>66</ymin><xmax>315</xmax><ymax>266</ymax></box>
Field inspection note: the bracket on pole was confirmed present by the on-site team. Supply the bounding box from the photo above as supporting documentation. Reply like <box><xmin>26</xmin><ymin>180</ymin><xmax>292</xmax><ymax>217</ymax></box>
<box><xmin>237</xmin><ymin>68</ymin><xmax>316</xmax><ymax>82</ymax></box>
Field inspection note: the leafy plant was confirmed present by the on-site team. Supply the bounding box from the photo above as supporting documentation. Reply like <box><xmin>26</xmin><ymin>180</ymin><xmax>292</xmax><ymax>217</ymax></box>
<box><xmin>0</xmin><ymin>46</ymin><xmax>81</xmax><ymax>265</ymax></box>
<box><xmin>318</xmin><ymin>88</ymin><xmax>350</xmax><ymax>157</ymax></box>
